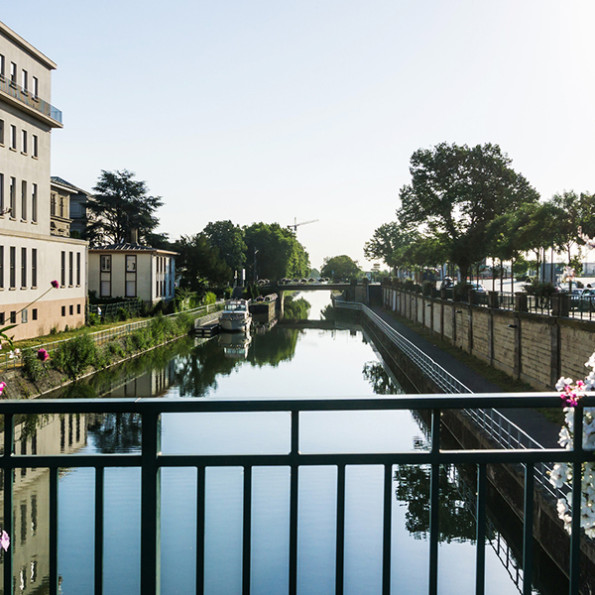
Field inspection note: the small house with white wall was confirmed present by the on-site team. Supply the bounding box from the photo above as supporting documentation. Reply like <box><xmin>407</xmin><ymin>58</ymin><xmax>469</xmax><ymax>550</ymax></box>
<box><xmin>88</xmin><ymin>243</ymin><xmax>176</xmax><ymax>305</ymax></box>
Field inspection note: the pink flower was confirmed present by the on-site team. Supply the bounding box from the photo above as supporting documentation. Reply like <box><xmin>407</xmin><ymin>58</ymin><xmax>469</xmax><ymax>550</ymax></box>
<box><xmin>0</xmin><ymin>530</ymin><xmax>10</xmax><ymax>551</ymax></box>
<box><xmin>0</xmin><ymin>382</ymin><xmax>6</xmax><ymax>396</ymax></box>
<box><xmin>37</xmin><ymin>348</ymin><xmax>49</xmax><ymax>362</ymax></box>
<box><xmin>51</xmin><ymin>280</ymin><xmax>59</xmax><ymax>289</ymax></box>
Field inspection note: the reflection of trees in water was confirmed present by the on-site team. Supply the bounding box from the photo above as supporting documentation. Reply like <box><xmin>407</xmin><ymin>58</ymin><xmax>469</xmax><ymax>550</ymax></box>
<box><xmin>362</xmin><ymin>361</ymin><xmax>403</xmax><ymax>394</ymax></box>
<box><xmin>283</xmin><ymin>296</ymin><xmax>310</xmax><ymax>320</ymax></box>
<box><xmin>88</xmin><ymin>413</ymin><xmax>142</xmax><ymax>453</ymax></box>
<box><xmin>395</xmin><ymin>462</ymin><xmax>479</xmax><ymax>543</ymax></box>
<box><xmin>247</xmin><ymin>328</ymin><xmax>299</xmax><ymax>368</ymax></box>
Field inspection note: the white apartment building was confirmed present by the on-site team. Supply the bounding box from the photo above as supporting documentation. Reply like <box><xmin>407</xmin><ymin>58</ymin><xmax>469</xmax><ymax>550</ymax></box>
<box><xmin>0</xmin><ymin>20</ymin><xmax>86</xmax><ymax>340</ymax></box>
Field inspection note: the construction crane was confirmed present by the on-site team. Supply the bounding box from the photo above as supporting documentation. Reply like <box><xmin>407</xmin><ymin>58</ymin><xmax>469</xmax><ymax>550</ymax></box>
<box><xmin>287</xmin><ymin>218</ymin><xmax>319</xmax><ymax>232</ymax></box>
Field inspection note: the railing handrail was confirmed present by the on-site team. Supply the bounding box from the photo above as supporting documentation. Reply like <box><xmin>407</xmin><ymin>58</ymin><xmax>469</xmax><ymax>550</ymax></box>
<box><xmin>0</xmin><ymin>73</ymin><xmax>62</xmax><ymax>124</ymax></box>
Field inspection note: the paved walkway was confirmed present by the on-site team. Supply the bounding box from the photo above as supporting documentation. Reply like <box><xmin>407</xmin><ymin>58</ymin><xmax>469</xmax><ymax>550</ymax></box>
<box><xmin>370</xmin><ymin>306</ymin><xmax>562</xmax><ymax>448</ymax></box>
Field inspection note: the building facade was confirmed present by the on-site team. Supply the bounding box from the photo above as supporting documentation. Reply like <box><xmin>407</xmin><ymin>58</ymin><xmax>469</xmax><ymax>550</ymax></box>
<box><xmin>0</xmin><ymin>20</ymin><xmax>87</xmax><ymax>340</ymax></box>
<box><xmin>88</xmin><ymin>243</ymin><xmax>176</xmax><ymax>305</ymax></box>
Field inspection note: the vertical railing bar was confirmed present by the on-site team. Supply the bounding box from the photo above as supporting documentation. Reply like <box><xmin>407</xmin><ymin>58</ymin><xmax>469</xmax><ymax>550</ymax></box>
<box><xmin>289</xmin><ymin>410</ymin><xmax>299</xmax><ymax>595</ymax></box>
<box><xmin>196</xmin><ymin>466</ymin><xmax>205</xmax><ymax>595</ymax></box>
<box><xmin>49</xmin><ymin>466</ymin><xmax>59</xmax><ymax>595</ymax></box>
<box><xmin>382</xmin><ymin>463</ymin><xmax>392</xmax><ymax>595</ymax></box>
<box><xmin>569</xmin><ymin>405</ymin><xmax>584</xmax><ymax>595</ymax></box>
<box><xmin>141</xmin><ymin>408</ymin><xmax>160</xmax><ymax>595</ymax></box>
<box><xmin>429</xmin><ymin>408</ymin><xmax>440</xmax><ymax>595</ymax></box>
<box><xmin>242</xmin><ymin>465</ymin><xmax>252</xmax><ymax>595</ymax></box>
<box><xmin>3</xmin><ymin>412</ymin><xmax>13</xmax><ymax>595</ymax></box>
<box><xmin>335</xmin><ymin>464</ymin><xmax>345</xmax><ymax>595</ymax></box>
<box><xmin>475</xmin><ymin>463</ymin><xmax>487</xmax><ymax>595</ymax></box>
<box><xmin>94</xmin><ymin>466</ymin><xmax>104</xmax><ymax>595</ymax></box>
<box><xmin>522</xmin><ymin>463</ymin><xmax>534</xmax><ymax>595</ymax></box>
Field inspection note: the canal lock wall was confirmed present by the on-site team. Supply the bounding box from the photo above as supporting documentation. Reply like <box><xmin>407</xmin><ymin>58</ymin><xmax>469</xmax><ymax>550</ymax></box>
<box><xmin>342</xmin><ymin>304</ymin><xmax>595</xmax><ymax>592</ymax></box>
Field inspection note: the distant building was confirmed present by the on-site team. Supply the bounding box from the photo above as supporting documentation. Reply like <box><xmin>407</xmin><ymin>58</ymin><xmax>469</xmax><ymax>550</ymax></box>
<box><xmin>50</xmin><ymin>176</ymin><xmax>93</xmax><ymax>239</ymax></box>
<box><xmin>0</xmin><ymin>20</ymin><xmax>86</xmax><ymax>339</ymax></box>
<box><xmin>88</xmin><ymin>243</ymin><xmax>176</xmax><ymax>305</ymax></box>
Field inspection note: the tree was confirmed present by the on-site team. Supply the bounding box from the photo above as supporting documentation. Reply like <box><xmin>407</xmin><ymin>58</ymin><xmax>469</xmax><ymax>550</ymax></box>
<box><xmin>87</xmin><ymin>170</ymin><xmax>163</xmax><ymax>246</ymax></box>
<box><xmin>244</xmin><ymin>223</ymin><xmax>310</xmax><ymax>281</ymax></box>
<box><xmin>398</xmin><ymin>143</ymin><xmax>540</xmax><ymax>282</ymax></box>
<box><xmin>320</xmin><ymin>255</ymin><xmax>361</xmax><ymax>281</ymax></box>
<box><xmin>174</xmin><ymin>234</ymin><xmax>232</xmax><ymax>293</ymax></box>
<box><xmin>203</xmin><ymin>220</ymin><xmax>247</xmax><ymax>272</ymax></box>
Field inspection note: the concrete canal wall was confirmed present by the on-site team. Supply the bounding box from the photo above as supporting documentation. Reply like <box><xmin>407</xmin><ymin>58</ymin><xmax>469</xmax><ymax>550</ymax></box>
<box><xmin>382</xmin><ymin>287</ymin><xmax>595</xmax><ymax>390</ymax></box>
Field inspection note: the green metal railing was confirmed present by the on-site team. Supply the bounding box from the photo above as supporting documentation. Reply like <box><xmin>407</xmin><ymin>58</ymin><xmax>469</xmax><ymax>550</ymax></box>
<box><xmin>0</xmin><ymin>394</ymin><xmax>592</xmax><ymax>595</ymax></box>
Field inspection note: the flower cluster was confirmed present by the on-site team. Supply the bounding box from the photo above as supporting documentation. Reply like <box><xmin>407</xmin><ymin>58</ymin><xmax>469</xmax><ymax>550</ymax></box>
<box><xmin>549</xmin><ymin>354</ymin><xmax>595</xmax><ymax>537</ymax></box>
<box><xmin>0</xmin><ymin>530</ymin><xmax>9</xmax><ymax>552</ymax></box>
<box><xmin>37</xmin><ymin>348</ymin><xmax>49</xmax><ymax>362</ymax></box>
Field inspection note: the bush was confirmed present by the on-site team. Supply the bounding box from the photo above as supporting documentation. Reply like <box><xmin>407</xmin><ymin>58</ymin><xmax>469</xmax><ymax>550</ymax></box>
<box><xmin>53</xmin><ymin>334</ymin><xmax>98</xmax><ymax>380</ymax></box>
<box><xmin>422</xmin><ymin>280</ymin><xmax>435</xmax><ymax>297</ymax></box>
<box><xmin>203</xmin><ymin>291</ymin><xmax>217</xmax><ymax>305</ymax></box>
<box><xmin>22</xmin><ymin>348</ymin><xmax>44</xmax><ymax>383</ymax></box>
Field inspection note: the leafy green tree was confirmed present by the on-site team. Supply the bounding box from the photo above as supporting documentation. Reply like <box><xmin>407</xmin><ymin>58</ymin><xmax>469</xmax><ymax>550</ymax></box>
<box><xmin>174</xmin><ymin>233</ymin><xmax>232</xmax><ymax>293</ymax></box>
<box><xmin>320</xmin><ymin>255</ymin><xmax>361</xmax><ymax>281</ymax></box>
<box><xmin>203</xmin><ymin>220</ymin><xmax>247</xmax><ymax>272</ymax></box>
<box><xmin>88</xmin><ymin>170</ymin><xmax>163</xmax><ymax>245</ymax></box>
<box><xmin>244</xmin><ymin>223</ymin><xmax>309</xmax><ymax>281</ymax></box>
<box><xmin>398</xmin><ymin>143</ymin><xmax>539</xmax><ymax>282</ymax></box>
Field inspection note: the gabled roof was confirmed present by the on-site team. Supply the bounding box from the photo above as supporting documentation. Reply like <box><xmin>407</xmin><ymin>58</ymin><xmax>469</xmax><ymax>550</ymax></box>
<box><xmin>50</xmin><ymin>176</ymin><xmax>92</xmax><ymax>196</ymax></box>
<box><xmin>89</xmin><ymin>242</ymin><xmax>177</xmax><ymax>256</ymax></box>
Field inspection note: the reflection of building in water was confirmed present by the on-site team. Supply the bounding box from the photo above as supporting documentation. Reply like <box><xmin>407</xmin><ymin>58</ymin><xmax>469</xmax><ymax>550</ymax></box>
<box><xmin>218</xmin><ymin>331</ymin><xmax>252</xmax><ymax>359</ymax></box>
<box><xmin>0</xmin><ymin>413</ymin><xmax>87</xmax><ymax>593</ymax></box>
<box><xmin>99</xmin><ymin>359</ymin><xmax>177</xmax><ymax>398</ymax></box>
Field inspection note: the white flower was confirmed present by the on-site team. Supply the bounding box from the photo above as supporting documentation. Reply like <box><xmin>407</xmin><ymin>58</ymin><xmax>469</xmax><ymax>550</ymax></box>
<box><xmin>556</xmin><ymin>377</ymin><xmax>574</xmax><ymax>391</ymax></box>
<box><xmin>549</xmin><ymin>463</ymin><xmax>568</xmax><ymax>488</ymax></box>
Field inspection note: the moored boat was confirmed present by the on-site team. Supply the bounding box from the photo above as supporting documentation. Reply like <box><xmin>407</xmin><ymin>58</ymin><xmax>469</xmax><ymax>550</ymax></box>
<box><xmin>220</xmin><ymin>299</ymin><xmax>252</xmax><ymax>332</ymax></box>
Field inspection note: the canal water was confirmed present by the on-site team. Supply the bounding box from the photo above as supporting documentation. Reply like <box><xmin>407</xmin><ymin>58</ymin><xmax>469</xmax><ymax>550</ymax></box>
<box><xmin>5</xmin><ymin>292</ymin><xmax>563</xmax><ymax>594</ymax></box>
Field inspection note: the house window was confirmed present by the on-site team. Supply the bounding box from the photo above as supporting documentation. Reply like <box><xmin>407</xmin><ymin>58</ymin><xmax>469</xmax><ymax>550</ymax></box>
<box><xmin>76</xmin><ymin>252</ymin><xmax>81</xmax><ymax>285</ymax></box>
<box><xmin>126</xmin><ymin>255</ymin><xmax>136</xmax><ymax>272</ymax></box>
<box><xmin>0</xmin><ymin>246</ymin><xmax>3</xmax><ymax>288</ymax></box>
<box><xmin>32</xmin><ymin>184</ymin><xmax>37</xmax><ymax>222</ymax></box>
<box><xmin>21</xmin><ymin>248</ymin><xmax>26</xmax><ymax>288</ymax></box>
<box><xmin>69</xmin><ymin>305</ymin><xmax>73</xmax><ymax>315</ymax></box>
<box><xmin>10</xmin><ymin>311</ymin><xmax>16</xmax><ymax>324</ymax></box>
<box><xmin>69</xmin><ymin>252</ymin><xmax>73</xmax><ymax>286</ymax></box>
<box><xmin>21</xmin><ymin>130</ymin><xmax>27</xmax><ymax>154</ymax></box>
<box><xmin>21</xmin><ymin>70</ymin><xmax>27</xmax><ymax>92</ymax></box>
<box><xmin>126</xmin><ymin>281</ymin><xmax>136</xmax><ymax>297</ymax></box>
<box><xmin>9</xmin><ymin>177</ymin><xmax>15</xmax><ymax>218</ymax></box>
<box><xmin>100</xmin><ymin>280</ymin><xmax>111</xmax><ymax>297</ymax></box>
<box><xmin>32</xmin><ymin>135</ymin><xmax>38</xmax><ymax>157</ymax></box>
<box><xmin>32</xmin><ymin>76</ymin><xmax>38</xmax><ymax>99</ymax></box>
<box><xmin>0</xmin><ymin>313</ymin><xmax>4</xmax><ymax>324</ymax></box>
<box><xmin>61</xmin><ymin>306</ymin><xmax>65</xmax><ymax>316</ymax></box>
<box><xmin>21</xmin><ymin>309</ymin><xmax>27</xmax><ymax>323</ymax></box>
<box><xmin>61</xmin><ymin>251</ymin><xmax>65</xmax><ymax>287</ymax></box>
<box><xmin>100</xmin><ymin>255</ymin><xmax>111</xmax><ymax>272</ymax></box>
<box><xmin>77</xmin><ymin>304</ymin><xmax>81</xmax><ymax>314</ymax></box>
<box><xmin>31</xmin><ymin>249</ymin><xmax>37</xmax><ymax>287</ymax></box>
<box><xmin>21</xmin><ymin>180</ymin><xmax>27</xmax><ymax>220</ymax></box>
<box><xmin>9</xmin><ymin>247</ymin><xmax>15</xmax><ymax>288</ymax></box>
<box><xmin>32</xmin><ymin>308</ymin><xmax>37</xmax><ymax>320</ymax></box>
<box><xmin>9</xmin><ymin>125</ymin><xmax>16</xmax><ymax>150</ymax></box>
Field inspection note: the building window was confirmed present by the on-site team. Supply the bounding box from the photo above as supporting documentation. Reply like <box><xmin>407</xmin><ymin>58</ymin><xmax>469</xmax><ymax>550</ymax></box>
<box><xmin>10</xmin><ymin>311</ymin><xmax>16</xmax><ymax>324</ymax></box>
<box><xmin>0</xmin><ymin>54</ymin><xmax>4</xmax><ymax>79</ymax></box>
<box><xmin>21</xmin><ymin>248</ymin><xmax>26</xmax><ymax>288</ymax></box>
<box><xmin>0</xmin><ymin>246</ymin><xmax>3</xmax><ymax>288</ymax></box>
<box><xmin>61</xmin><ymin>251</ymin><xmax>65</xmax><ymax>287</ymax></box>
<box><xmin>61</xmin><ymin>306</ymin><xmax>65</xmax><ymax>317</ymax></box>
<box><xmin>76</xmin><ymin>252</ymin><xmax>81</xmax><ymax>286</ymax></box>
<box><xmin>32</xmin><ymin>76</ymin><xmax>38</xmax><ymax>99</ymax></box>
<box><xmin>9</xmin><ymin>247</ymin><xmax>15</xmax><ymax>288</ymax></box>
<box><xmin>32</xmin><ymin>135</ymin><xmax>38</xmax><ymax>157</ymax></box>
<box><xmin>31</xmin><ymin>248</ymin><xmax>37</xmax><ymax>287</ymax></box>
<box><xmin>100</xmin><ymin>255</ymin><xmax>111</xmax><ymax>272</ymax></box>
<box><xmin>0</xmin><ymin>313</ymin><xmax>4</xmax><ymax>324</ymax></box>
<box><xmin>21</xmin><ymin>69</ymin><xmax>27</xmax><ymax>92</ymax></box>
<box><xmin>21</xmin><ymin>130</ymin><xmax>27</xmax><ymax>154</ymax></box>
<box><xmin>69</xmin><ymin>252</ymin><xmax>73</xmax><ymax>286</ymax></box>
<box><xmin>126</xmin><ymin>255</ymin><xmax>136</xmax><ymax>272</ymax></box>
<box><xmin>77</xmin><ymin>304</ymin><xmax>81</xmax><ymax>314</ymax></box>
<box><xmin>32</xmin><ymin>308</ymin><xmax>37</xmax><ymax>321</ymax></box>
<box><xmin>69</xmin><ymin>305</ymin><xmax>73</xmax><ymax>315</ymax></box>
<box><xmin>0</xmin><ymin>173</ymin><xmax>3</xmax><ymax>212</ymax></box>
<box><xmin>21</xmin><ymin>309</ymin><xmax>27</xmax><ymax>323</ymax></box>
<box><xmin>9</xmin><ymin>125</ymin><xmax>16</xmax><ymax>150</ymax></box>
<box><xmin>100</xmin><ymin>280</ymin><xmax>111</xmax><ymax>297</ymax></box>
<box><xmin>9</xmin><ymin>177</ymin><xmax>15</xmax><ymax>217</ymax></box>
<box><xmin>9</xmin><ymin>62</ymin><xmax>16</xmax><ymax>84</ymax></box>
<box><xmin>32</xmin><ymin>184</ymin><xmax>37</xmax><ymax>222</ymax></box>
<box><xmin>21</xmin><ymin>180</ymin><xmax>27</xmax><ymax>220</ymax></box>
<box><xmin>59</xmin><ymin>197</ymin><xmax>64</xmax><ymax>218</ymax></box>
<box><xmin>0</xmin><ymin>119</ymin><xmax>4</xmax><ymax>144</ymax></box>
<box><xmin>50</xmin><ymin>193</ymin><xmax>56</xmax><ymax>216</ymax></box>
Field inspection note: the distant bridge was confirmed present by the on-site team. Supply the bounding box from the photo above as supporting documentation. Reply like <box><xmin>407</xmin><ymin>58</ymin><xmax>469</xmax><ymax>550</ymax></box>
<box><xmin>260</xmin><ymin>282</ymin><xmax>351</xmax><ymax>292</ymax></box>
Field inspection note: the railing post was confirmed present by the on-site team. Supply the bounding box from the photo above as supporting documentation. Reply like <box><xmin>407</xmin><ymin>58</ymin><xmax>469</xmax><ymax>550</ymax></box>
<box><xmin>3</xmin><ymin>413</ymin><xmax>13</xmax><ymax>595</ymax></box>
<box><xmin>522</xmin><ymin>463</ymin><xmax>534</xmax><ymax>595</ymax></box>
<box><xmin>141</xmin><ymin>408</ymin><xmax>161</xmax><ymax>595</ymax></box>
<box><xmin>429</xmin><ymin>409</ymin><xmax>440</xmax><ymax>595</ymax></box>
<box><xmin>289</xmin><ymin>410</ymin><xmax>299</xmax><ymax>595</ymax></box>
<box><xmin>569</xmin><ymin>406</ymin><xmax>584</xmax><ymax>595</ymax></box>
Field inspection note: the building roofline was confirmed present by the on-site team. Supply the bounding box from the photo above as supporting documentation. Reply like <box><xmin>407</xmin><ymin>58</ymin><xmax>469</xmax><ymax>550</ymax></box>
<box><xmin>89</xmin><ymin>243</ymin><xmax>178</xmax><ymax>256</ymax></box>
<box><xmin>0</xmin><ymin>20</ymin><xmax>57</xmax><ymax>70</ymax></box>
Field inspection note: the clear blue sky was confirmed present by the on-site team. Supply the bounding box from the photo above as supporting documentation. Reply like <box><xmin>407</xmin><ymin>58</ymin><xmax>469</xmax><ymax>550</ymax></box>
<box><xmin>3</xmin><ymin>1</ymin><xmax>594</xmax><ymax>270</ymax></box>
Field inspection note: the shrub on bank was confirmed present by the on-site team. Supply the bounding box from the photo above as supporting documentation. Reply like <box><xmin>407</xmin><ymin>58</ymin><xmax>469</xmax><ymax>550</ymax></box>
<box><xmin>53</xmin><ymin>334</ymin><xmax>98</xmax><ymax>380</ymax></box>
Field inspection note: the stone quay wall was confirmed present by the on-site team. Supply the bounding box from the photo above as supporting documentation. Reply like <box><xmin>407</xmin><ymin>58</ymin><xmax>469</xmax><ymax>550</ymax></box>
<box><xmin>383</xmin><ymin>286</ymin><xmax>595</xmax><ymax>390</ymax></box>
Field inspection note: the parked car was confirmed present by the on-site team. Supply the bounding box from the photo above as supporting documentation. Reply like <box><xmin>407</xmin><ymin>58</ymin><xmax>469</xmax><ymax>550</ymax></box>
<box><xmin>469</xmin><ymin>282</ymin><xmax>486</xmax><ymax>293</ymax></box>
